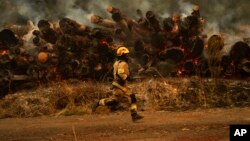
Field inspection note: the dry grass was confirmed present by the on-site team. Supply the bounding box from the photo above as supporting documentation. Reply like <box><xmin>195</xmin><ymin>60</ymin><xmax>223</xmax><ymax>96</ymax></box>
<box><xmin>143</xmin><ymin>77</ymin><xmax>250</xmax><ymax>110</ymax></box>
<box><xmin>0</xmin><ymin>79</ymin><xmax>111</xmax><ymax>118</ymax></box>
<box><xmin>133</xmin><ymin>77</ymin><xmax>250</xmax><ymax>111</ymax></box>
<box><xmin>0</xmin><ymin>78</ymin><xmax>249</xmax><ymax>118</ymax></box>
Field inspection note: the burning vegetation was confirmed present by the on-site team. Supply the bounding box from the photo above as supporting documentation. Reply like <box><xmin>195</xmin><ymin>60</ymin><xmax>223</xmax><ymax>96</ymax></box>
<box><xmin>0</xmin><ymin>4</ymin><xmax>250</xmax><ymax>97</ymax></box>
<box><xmin>0</xmin><ymin>0</ymin><xmax>249</xmax><ymax>119</ymax></box>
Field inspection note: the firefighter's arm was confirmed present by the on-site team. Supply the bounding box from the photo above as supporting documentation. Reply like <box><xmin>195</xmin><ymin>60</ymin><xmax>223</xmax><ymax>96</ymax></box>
<box><xmin>117</xmin><ymin>62</ymin><xmax>129</xmax><ymax>80</ymax></box>
<box><xmin>112</xmin><ymin>81</ymin><xmax>132</xmax><ymax>96</ymax></box>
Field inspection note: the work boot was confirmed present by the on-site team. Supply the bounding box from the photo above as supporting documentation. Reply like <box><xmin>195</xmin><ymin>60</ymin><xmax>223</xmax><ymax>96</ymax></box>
<box><xmin>92</xmin><ymin>101</ymin><xmax>99</xmax><ymax>112</ymax></box>
<box><xmin>131</xmin><ymin>112</ymin><xmax>144</xmax><ymax>122</ymax></box>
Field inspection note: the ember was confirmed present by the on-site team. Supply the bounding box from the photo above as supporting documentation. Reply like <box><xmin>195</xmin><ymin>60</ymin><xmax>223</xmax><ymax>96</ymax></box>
<box><xmin>1</xmin><ymin>50</ymin><xmax>8</xmax><ymax>55</ymax></box>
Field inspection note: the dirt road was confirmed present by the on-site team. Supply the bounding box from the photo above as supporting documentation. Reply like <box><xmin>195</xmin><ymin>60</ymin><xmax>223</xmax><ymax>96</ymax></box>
<box><xmin>0</xmin><ymin>108</ymin><xmax>250</xmax><ymax>141</ymax></box>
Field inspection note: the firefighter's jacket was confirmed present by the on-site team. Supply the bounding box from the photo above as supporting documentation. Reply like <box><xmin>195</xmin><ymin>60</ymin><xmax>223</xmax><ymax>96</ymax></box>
<box><xmin>112</xmin><ymin>60</ymin><xmax>131</xmax><ymax>95</ymax></box>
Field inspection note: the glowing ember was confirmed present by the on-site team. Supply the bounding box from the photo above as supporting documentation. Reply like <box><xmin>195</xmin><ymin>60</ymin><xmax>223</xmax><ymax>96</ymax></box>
<box><xmin>1</xmin><ymin>50</ymin><xmax>8</xmax><ymax>55</ymax></box>
<box><xmin>100</xmin><ymin>39</ymin><xmax>109</xmax><ymax>45</ymax></box>
<box><xmin>171</xmin><ymin>24</ymin><xmax>179</xmax><ymax>33</ymax></box>
<box><xmin>204</xmin><ymin>44</ymin><xmax>208</xmax><ymax>49</ymax></box>
<box><xmin>194</xmin><ymin>59</ymin><xmax>199</xmax><ymax>65</ymax></box>
<box><xmin>94</xmin><ymin>63</ymin><xmax>102</xmax><ymax>71</ymax></box>
<box><xmin>177</xmin><ymin>70</ymin><xmax>182</xmax><ymax>76</ymax></box>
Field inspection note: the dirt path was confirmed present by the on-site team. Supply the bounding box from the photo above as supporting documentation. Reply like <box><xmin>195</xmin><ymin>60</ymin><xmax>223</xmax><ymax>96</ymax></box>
<box><xmin>0</xmin><ymin>108</ymin><xmax>250</xmax><ymax>141</ymax></box>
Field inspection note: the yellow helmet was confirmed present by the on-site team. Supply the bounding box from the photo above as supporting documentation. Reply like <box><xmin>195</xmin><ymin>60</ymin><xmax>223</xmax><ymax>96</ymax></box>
<box><xmin>116</xmin><ymin>46</ymin><xmax>129</xmax><ymax>56</ymax></box>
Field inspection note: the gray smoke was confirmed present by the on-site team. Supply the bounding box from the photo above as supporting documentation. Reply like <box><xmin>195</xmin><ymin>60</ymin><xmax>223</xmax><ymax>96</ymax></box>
<box><xmin>0</xmin><ymin>0</ymin><xmax>249</xmax><ymax>44</ymax></box>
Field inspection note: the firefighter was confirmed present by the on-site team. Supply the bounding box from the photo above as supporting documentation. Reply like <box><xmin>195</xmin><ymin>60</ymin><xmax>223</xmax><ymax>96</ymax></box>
<box><xmin>92</xmin><ymin>46</ymin><xmax>144</xmax><ymax>122</ymax></box>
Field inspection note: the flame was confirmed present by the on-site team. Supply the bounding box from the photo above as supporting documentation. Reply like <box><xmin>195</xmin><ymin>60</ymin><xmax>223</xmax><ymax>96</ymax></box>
<box><xmin>177</xmin><ymin>69</ymin><xmax>182</xmax><ymax>76</ymax></box>
<box><xmin>171</xmin><ymin>24</ymin><xmax>179</xmax><ymax>33</ymax></box>
<box><xmin>100</xmin><ymin>39</ymin><xmax>109</xmax><ymax>46</ymax></box>
<box><xmin>204</xmin><ymin>44</ymin><xmax>208</xmax><ymax>49</ymax></box>
<box><xmin>94</xmin><ymin>63</ymin><xmax>102</xmax><ymax>71</ymax></box>
<box><xmin>194</xmin><ymin>59</ymin><xmax>199</xmax><ymax>65</ymax></box>
<box><xmin>1</xmin><ymin>50</ymin><xmax>8</xmax><ymax>55</ymax></box>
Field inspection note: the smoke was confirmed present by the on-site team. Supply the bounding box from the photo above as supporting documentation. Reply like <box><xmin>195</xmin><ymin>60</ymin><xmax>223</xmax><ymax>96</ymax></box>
<box><xmin>177</xmin><ymin>0</ymin><xmax>193</xmax><ymax>18</ymax></box>
<box><xmin>0</xmin><ymin>0</ymin><xmax>249</xmax><ymax>46</ymax></box>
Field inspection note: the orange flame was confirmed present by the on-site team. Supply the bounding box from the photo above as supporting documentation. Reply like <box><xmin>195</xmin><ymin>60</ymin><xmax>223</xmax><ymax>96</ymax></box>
<box><xmin>1</xmin><ymin>50</ymin><xmax>8</xmax><ymax>55</ymax></box>
<box><xmin>177</xmin><ymin>69</ymin><xmax>182</xmax><ymax>76</ymax></box>
<box><xmin>100</xmin><ymin>39</ymin><xmax>109</xmax><ymax>45</ymax></box>
<box><xmin>194</xmin><ymin>59</ymin><xmax>199</xmax><ymax>65</ymax></box>
<box><xmin>204</xmin><ymin>44</ymin><xmax>208</xmax><ymax>49</ymax></box>
<box><xmin>171</xmin><ymin>24</ymin><xmax>179</xmax><ymax>33</ymax></box>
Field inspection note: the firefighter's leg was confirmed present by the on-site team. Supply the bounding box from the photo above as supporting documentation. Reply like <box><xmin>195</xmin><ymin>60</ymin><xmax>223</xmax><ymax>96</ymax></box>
<box><xmin>129</xmin><ymin>93</ymin><xmax>144</xmax><ymax>122</ymax></box>
<box><xmin>100</xmin><ymin>97</ymin><xmax>118</xmax><ymax>106</ymax></box>
<box><xmin>92</xmin><ymin>96</ymin><xmax>118</xmax><ymax>112</ymax></box>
